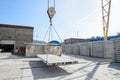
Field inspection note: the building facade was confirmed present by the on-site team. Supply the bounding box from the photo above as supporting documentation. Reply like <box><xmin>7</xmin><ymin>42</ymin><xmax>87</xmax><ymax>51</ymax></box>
<box><xmin>0</xmin><ymin>24</ymin><xmax>33</xmax><ymax>52</ymax></box>
<box><xmin>64</xmin><ymin>38</ymin><xmax>90</xmax><ymax>44</ymax></box>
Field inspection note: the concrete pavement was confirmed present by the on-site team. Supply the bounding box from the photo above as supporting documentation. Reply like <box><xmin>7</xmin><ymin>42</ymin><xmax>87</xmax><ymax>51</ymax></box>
<box><xmin>0</xmin><ymin>53</ymin><xmax>120</xmax><ymax>80</ymax></box>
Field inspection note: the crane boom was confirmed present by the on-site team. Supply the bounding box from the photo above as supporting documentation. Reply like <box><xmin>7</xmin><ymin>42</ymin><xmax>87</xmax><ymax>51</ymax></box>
<box><xmin>101</xmin><ymin>0</ymin><xmax>111</xmax><ymax>40</ymax></box>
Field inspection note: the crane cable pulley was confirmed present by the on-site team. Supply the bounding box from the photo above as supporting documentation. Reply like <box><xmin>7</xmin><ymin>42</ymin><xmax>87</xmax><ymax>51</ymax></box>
<box><xmin>47</xmin><ymin>0</ymin><xmax>56</xmax><ymax>26</ymax></box>
<box><xmin>43</xmin><ymin>0</ymin><xmax>62</xmax><ymax>42</ymax></box>
<box><xmin>44</xmin><ymin>0</ymin><xmax>63</xmax><ymax>62</ymax></box>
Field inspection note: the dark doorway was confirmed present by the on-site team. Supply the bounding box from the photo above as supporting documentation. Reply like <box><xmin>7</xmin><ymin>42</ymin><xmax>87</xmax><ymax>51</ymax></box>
<box><xmin>0</xmin><ymin>45</ymin><xmax>2</xmax><ymax>49</ymax></box>
<box><xmin>89</xmin><ymin>47</ymin><xmax>92</xmax><ymax>57</ymax></box>
<box><xmin>2</xmin><ymin>45</ymin><xmax>14</xmax><ymax>52</ymax></box>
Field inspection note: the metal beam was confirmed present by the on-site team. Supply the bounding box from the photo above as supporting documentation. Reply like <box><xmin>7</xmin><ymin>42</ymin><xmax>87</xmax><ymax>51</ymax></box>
<box><xmin>101</xmin><ymin>0</ymin><xmax>111</xmax><ymax>40</ymax></box>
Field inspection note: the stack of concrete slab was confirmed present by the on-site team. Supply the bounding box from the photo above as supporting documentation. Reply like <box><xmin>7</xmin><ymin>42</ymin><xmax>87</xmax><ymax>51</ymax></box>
<box><xmin>80</xmin><ymin>42</ymin><xmax>90</xmax><ymax>56</ymax></box>
<box><xmin>87</xmin><ymin>42</ymin><xmax>92</xmax><ymax>56</ymax></box>
<box><xmin>62</xmin><ymin>40</ymin><xmax>116</xmax><ymax>59</ymax></box>
<box><xmin>44</xmin><ymin>45</ymin><xmax>61</xmax><ymax>56</ymax></box>
<box><xmin>91</xmin><ymin>41</ymin><xmax>104</xmax><ymax>58</ymax></box>
<box><xmin>113</xmin><ymin>39</ymin><xmax>120</xmax><ymax>62</ymax></box>
<box><xmin>62</xmin><ymin>44</ymin><xmax>67</xmax><ymax>54</ymax></box>
<box><xmin>91</xmin><ymin>41</ymin><xmax>114</xmax><ymax>58</ymax></box>
<box><xmin>72</xmin><ymin>43</ymin><xmax>80</xmax><ymax>55</ymax></box>
<box><xmin>25</xmin><ymin>43</ymin><xmax>44</xmax><ymax>57</ymax></box>
<box><xmin>103</xmin><ymin>41</ymin><xmax>114</xmax><ymax>58</ymax></box>
<box><xmin>25</xmin><ymin>43</ymin><xmax>61</xmax><ymax>57</ymax></box>
<box><xmin>66</xmin><ymin>44</ymin><xmax>73</xmax><ymax>54</ymax></box>
<box><xmin>61</xmin><ymin>45</ymin><xmax>66</xmax><ymax>53</ymax></box>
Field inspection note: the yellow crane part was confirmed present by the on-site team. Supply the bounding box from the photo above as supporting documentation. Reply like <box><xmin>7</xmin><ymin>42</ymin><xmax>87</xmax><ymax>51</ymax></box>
<box><xmin>101</xmin><ymin>0</ymin><xmax>111</xmax><ymax>40</ymax></box>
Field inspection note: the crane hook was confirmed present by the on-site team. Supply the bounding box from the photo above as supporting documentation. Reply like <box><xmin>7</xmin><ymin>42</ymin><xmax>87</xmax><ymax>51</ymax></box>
<box><xmin>47</xmin><ymin>7</ymin><xmax>56</xmax><ymax>26</ymax></box>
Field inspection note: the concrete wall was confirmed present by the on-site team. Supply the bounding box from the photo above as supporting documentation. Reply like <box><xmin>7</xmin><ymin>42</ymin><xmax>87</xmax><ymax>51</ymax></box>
<box><xmin>0</xmin><ymin>28</ymin><xmax>16</xmax><ymax>40</ymax></box>
<box><xmin>113</xmin><ymin>39</ymin><xmax>120</xmax><ymax>62</ymax></box>
<box><xmin>103</xmin><ymin>41</ymin><xmax>114</xmax><ymax>58</ymax></box>
<box><xmin>62</xmin><ymin>40</ymin><xmax>114</xmax><ymax>59</ymax></box>
<box><xmin>91</xmin><ymin>41</ymin><xmax>104</xmax><ymax>58</ymax></box>
<box><xmin>64</xmin><ymin>38</ymin><xmax>90</xmax><ymax>44</ymax></box>
<box><xmin>62</xmin><ymin>44</ymin><xmax>72</xmax><ymax>54</ymax></box>
<box><xmin>26</xmin><ymin>44</ymin><xmax>62</xmax><ymax>57</ymax></box>
<box><xmin>44</xmin><ymin>45</ymin><xmax>62</xmax><ymax>56</ymax></box>
<box><xmin>80</xmin><ymin>42</ymin><xmax>91</xmax><ymax>56</ymax></box>
<box><xmin>26</xmin><ymin>44</ymin><xmax>44</xmax><ymax>57</ymax></box>
<box><xmin>72</xmin><ymin>43</ymin><xmax>80</xmax><ymax>55</ymax></box>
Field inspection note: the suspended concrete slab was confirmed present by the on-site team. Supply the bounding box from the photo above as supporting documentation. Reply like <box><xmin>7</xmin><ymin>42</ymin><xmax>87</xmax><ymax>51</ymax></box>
<box><xmin>37</xmin><ymin>54</ymin><xmax>78</xmax><ymax>66</ymax></box>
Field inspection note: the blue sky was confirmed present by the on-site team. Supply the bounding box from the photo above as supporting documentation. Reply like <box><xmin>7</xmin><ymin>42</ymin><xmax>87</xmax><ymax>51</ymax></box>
<box><xmin>0</xmin><ymin>0</ymin><xmax>120</xmax><ymax>42</ymax></box>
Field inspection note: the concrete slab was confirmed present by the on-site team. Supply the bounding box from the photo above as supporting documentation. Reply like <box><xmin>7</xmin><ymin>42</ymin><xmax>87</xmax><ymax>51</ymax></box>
<box><xmin>37</xmin><ymin>54</ymin><xmax>78</xmax><ymax>66</ymax></box>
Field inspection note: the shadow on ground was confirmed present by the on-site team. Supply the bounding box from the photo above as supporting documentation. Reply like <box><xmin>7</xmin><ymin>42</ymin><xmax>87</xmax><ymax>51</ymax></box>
<box><xmin>29</xmin><ymin>61</ymin><xmax>71</xmax><ymax>80</ymax></box>
<box><xmin>0</xmin><ymin>53</ymin><xmax>23</xmax><ymax>60</ymax></box>
<box><xmin>65</xmin><ymin>54</ymin><xmax>112</xmax><ymax>63</ymax></box>
<box><xmin>108</xmin><ymin>62</ymin><xmax>120</xmax><ymax>70</ymax></box>
<box><xmin>57</xmin><ymin>62</ymin><xmax>100</xmax><ymax>80</ymax></box>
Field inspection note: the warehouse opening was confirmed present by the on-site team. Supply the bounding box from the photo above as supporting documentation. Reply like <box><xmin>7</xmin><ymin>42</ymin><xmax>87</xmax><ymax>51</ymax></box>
<box><xmin>3</xmin><ymin>45</ymin><xmax>14</xmax><ymax>52</ymax></box>
<box><xmin>0</xmin><ymin>40</ymin><xmax>15</xmax><ymax>52</ymax></box>
<box><xmin>0</xmin><ymin>44</ymin><xmax>14</xmax><ymax>52</ymax></box>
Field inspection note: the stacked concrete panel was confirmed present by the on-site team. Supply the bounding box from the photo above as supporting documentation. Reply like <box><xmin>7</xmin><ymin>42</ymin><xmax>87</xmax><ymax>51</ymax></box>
<box><xmin>80</xmin><ymin>42</ymin><xmax>90</xmax><ymax>56</ymax></box>
<box><xmin>61</xmin><ymin>45</ymin><xmax>66</xmax><ymax>53</ymax></box>
<box><xmin>91</xmin><ymin>41</ymin><xmax>104</xmax><ymax>58</ymax></box>
<box><xmin>103</xmin><ymin>41</ymin><xmax>114</xmax><ymax>58</ymax></box>
<box><xmin>62</xmin><ymin>40</ymin><xmax>116</xmax><ymax>59</ymax></box>
<box><xmin>66</xmin><ymin>44</ymin><xmax>73</xmax><ymax>54</ymax></box>
<box><xmin>62</xmin><ymin>44</ymin><xmax>67</xmax><ymax>54</ymax></box>
<box><xmin>35</xmin><ymin>45</ymin><xmax>44</xmax><ymax>54</ymax></box>
<box><xmin>113</xmin><ymin>39</ymin><xmax>120</xmax><ymax>62</ymax></box>
<box><xmin>44</xmin><ymin>45</ymin><xmax>62</xmax><ymax>56</ymax></box>
<box><xmin>26</xmin><ymin>44</ymin><xmax>62</xmax><ymax>57</ymax></box>
<box><xmin>26</xmin><ymin>44</ymin><xmax>35</xmax><ymax>57</ymax></box>
<box><xmin>72</xmin><ymin>43</ymin><xmax>80</xmax><ymax>55</ymax></box>
<box><xmin>25</xmin><ymin>44</ymin><xmax>44</xmax><ymax>57</ymax></box>
<box><xmin>87</xmin><ymin>42</ymin><xmax>92</xmax><ymax>57</ymax></box>
<box><xmin>66</xmin><ymin>44</ymin><xmax>72</xmax><ymax>54</ymax></box>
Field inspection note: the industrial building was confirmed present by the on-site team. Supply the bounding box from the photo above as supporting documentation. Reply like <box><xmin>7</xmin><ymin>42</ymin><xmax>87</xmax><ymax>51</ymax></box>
<box><xmin>0</xmin><ymin>24</ymin><xmax>33</xmax><ymax>53</ymax></box>
<box><xmin>64</xmin><ymin>38</ymin><xmax>90</xmax><ymax>44</ymax></box>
